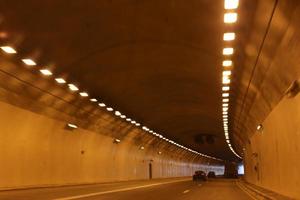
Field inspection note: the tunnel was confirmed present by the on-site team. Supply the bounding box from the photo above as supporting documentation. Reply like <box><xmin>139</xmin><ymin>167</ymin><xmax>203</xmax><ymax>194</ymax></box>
<box><xmin>0</xmin><ymin>0</ymin><xmax>299</xmax><ymax>199</ymax></box>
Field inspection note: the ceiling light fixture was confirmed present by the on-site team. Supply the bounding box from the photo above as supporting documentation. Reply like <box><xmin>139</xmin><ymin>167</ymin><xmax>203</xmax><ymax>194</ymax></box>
<box><xmin>115</xmin><ymin>111</ymin><xmax>121</xmax><ymax>116</ymax></box>
<box><xmin>22</xmin><ymin>58</ymin><xmax>36</xmax><ymax>66</ymax></box>
<box><xmin>68</xmin><ymin>84</ymin><xmax>79</xmax><ymax>91</ymax></box>
<box><xmin>223</xmin><ymin>70</ymin><xmax>232</xmax><ymax>76</ymax></box>
<box><xmin>90</xmin><ymin>98</ymin><xmax>97</xmax><ymax>102</ymax></box>
<box><xmin>106</xmin><ymin>107</ymin><xmax>113</xmax><ymax>112</ymax></box>
<box><xmin>223</xmin><ymin>60</ymin><xmax>232</xmax><ymax>67</ymax></box>
<box><xmin>0</xmin><ymin>46</ymin><xmax>17</xmax><ymax>54</ymax></box>
<box><xmin>98</xmin><ymin>103</ymin><xmax>106</xmax><ymax>107</ymax></box>
<box><xmin>222</xmin><ymin>93</ymin><xmax>229</xmax><ymax>97</ymax></box>
<box><xmin>224</xmin><ymin>12</ymin><xmax>238</xmax><ymax>23</ymax></box>
<box><xmin>40</xmin><ymin>69</ymin><xmax>53</xmax><ymax>76</ymax></box>
<box><xmin>55</xmin><ymin>78</ymin><xmax>66</xmax><ymax>84</ymax></box>
<box><xmin>223</xmin><ymin>47</ymin><xmax>234</xmax><ymax>55</ymax></box>
<box><xmin>222</xmin><ymin>86</ymin><xmax>230</xmax><ymax>91</ymax></box>
<box><xmin>225</xmin><ymin>0</ymin><xmax>239</xmax><ymax>9</ymax></box>
<box><xmin>223</xmin><ymin>32</ymin><xmax>235</xmax><ymax>41</ymax></box>
<box><xmin>79</xmin><ymin>92</ymin><xmax>88</xmax><ymax>97</ymax></box>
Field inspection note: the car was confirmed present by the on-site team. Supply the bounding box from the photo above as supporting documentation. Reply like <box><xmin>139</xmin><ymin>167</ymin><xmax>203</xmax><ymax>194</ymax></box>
<box><xmin>207</xmin><ymin>171</ymin><xmax>216</xmax><ymax>178</ymax></box>
<box><xmin>192</xmin><ymin>170</ymin><xmax>207</xmax><ymax>181</ymax></box>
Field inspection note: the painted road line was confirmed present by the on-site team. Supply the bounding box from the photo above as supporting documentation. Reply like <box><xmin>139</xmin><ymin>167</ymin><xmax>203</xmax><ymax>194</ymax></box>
<box><xmin>236</xmin><ymin>181</ymin><xmax>258</xmax><ymax>200</ymax></box>
<box><xmin>54</xmin><ymin>179</ymin><xmax>190</xmax><ymax>200</ymax></box>
<box><xmin>183</xmin><ymin>189</ymin><xmax>190</xmax><ymax>194</ymax></box>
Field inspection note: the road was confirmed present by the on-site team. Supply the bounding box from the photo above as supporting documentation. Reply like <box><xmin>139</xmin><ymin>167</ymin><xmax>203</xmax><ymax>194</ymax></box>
<box><xmin>0</xmin><ymin>178</ymin><xmax>253</xmax><ymax>200</ymax></box>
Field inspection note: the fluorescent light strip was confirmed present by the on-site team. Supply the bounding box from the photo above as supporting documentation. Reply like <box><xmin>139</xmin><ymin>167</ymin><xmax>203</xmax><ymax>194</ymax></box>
<box><xmin>22</xmin><ymin>59</ymin><xmax>36</xmax><ymax>66</ymax></box>
<box><xmin>224</xmin><ymin>12</ymin><xmax>237</xmax><ymax>23</ymax></box>
<box><xmin>0</xmin><ymin>46</ymin><xmax>17</xmax><ymax>54</ymax></box>
<box><xmin>40</xmin><ymin>69</ymin><xmax>52</xmax><ymax>76</ymax></box>
<box><xmin>225</xmin><ymin>0</ymin><xmax>239</xmax><ymax>9</ymax></box>
<box><xmin>55</xmin><ymin>78</ymin><xmax>66</xmax><ymax>84</ymax></box>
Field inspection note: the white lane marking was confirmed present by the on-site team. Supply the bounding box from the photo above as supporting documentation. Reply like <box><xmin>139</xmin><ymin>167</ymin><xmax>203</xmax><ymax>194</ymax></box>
<box><xmin>183</xmin><ymin>189</ymin><xmax>190</xmax><ymax>194</ymax></box>
<box><xmin>236</xmin><ymin>181</ymin><xmax>258</xmax><ymax>200</ymax></box>
<box><xmin>53</xmin><ymin>179</ymin><xmax>190</xmax><ymax>200</ymax></box>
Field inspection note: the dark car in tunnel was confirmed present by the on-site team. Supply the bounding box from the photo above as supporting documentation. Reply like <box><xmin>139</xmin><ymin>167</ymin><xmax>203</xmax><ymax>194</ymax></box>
<box><xmin>207</xmin><ymin>171</ymin><xmax>216</xmax><ymax>178</ymax></box>
<box><xmin>192</xmin><ymin>171</ymin><xmax>207</xmax><ymax>181</ymax></box>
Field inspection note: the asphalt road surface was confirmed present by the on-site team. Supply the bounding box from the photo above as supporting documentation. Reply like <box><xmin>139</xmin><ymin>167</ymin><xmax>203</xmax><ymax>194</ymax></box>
<box><xmin>0</xmin><ymin>178</ymin><xmax>253</xmax><ymax>200</ymax></box>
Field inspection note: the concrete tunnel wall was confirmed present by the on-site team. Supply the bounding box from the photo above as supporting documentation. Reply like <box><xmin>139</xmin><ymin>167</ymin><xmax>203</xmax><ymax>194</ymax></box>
<box><xmin>238</xmin><ymin>0</ymin><xmax>300</xmax><ymax>199</ymax></box>
<box><xmin>0</xmin><ymin>59</ymin><xmax>224</xmax><ymax>190</ymax></box>
<box><xmin>244</xmin><ymin>94</ymin><xmax>300</xmax><ymax>199</ymax></box>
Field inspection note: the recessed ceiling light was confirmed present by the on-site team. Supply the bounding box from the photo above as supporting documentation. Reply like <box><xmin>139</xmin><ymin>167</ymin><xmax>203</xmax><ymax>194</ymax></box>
<box><xmin>55</xmin><ymin>78</ymin><xmax>66</xmax><ymax>84</ymax></box>
<box><xmin>79</xmin><ymin>92</ymin><xmax>88</xmax><ymax>97</ymax></box>
<box><xmin>135</xmin><ymin>123</ymin><xmax>140</xmax><ymax>126</ymax></box>
<box><xmin>98</xmin><ymin>103</ymin><xmax>106</xmax><ymax>107</ymax></box>
<box><xmin>223</xmin><ymin>76</ymin><xmax>231</xmax><ymax>84</ymax></box>
<box><xmin>40</xmin><ymin>69</ymin><xmax>52</xmax><ymax>76</ymax></box>
<box><xmin>222</xmin><ymin>93</ymin><xmax>229</xmax><ymax>97</ymax></box>
<box><xmin>223</xmin><ymin>48</ymin><xmax>234</xmax><ymax>55</ymax></box>
<box><xmin>22</xmin><ymin>59</ymin><xmax>36</xmax><ymax>66</ymax></box>
<box><xmin>120</xmin><ymin>115</ymin><xmax>126</xmax><ymax>119</ymax></box>
<box><xmin>107</xmin><ymin>107</ymin><xmax>113</xmax><ymax>112</ymax></box>
<box><xmin>126</xmin><ymin>118</ymin><xmax>132</xmax><ymax>122</ymax></box>
<box><xmin>0</xmin><ymin>46</ymin><xmax>17</xmax><ymax>54</ymax></box>
<box><xmin>224</xmin><ymin>12</ymin><xmax>237</xmax><ymax>23</ymax></box>
<box><xmin>90</xmin><ymin>98</ymin><xmax>97</xmax><ymax>102</ymax></box>
<box><xmin>223</xmin><ymin>70</ymin><xmax>232</xmax><ymax>76</ymax></box>
<box><xmin>223</xmin><ymin>60</ymin><xmax>232</xmax><ymax>67</ymax></box>
<box><xmin>223</xmin><ymin>103</ymin><xmax>229</xmax><ymax>107</ymax></box>
<box><xmin>68</xmin><ymin>84</ymin><xmax>79</xmax><ymax>91</ymax></box>
<box><xmin>115</xmin><ymin>111</ymin><xmax>121</xmax><ymax>116</ymax></box>
<box><xmin>223</xmin><ymin>32</ymin><xmax>235</xmax><ymax>41</ymax></box>
<box><xmin>225</xmin><ymin>0</ymin><xmax>239</xmax><ymax>9</ymax></box>
<box><xmin>140</xmin><ymin>146</ymin><xmax>145</xmax><ymax>150</ymax></box>
<box><xmin>131</xmin><ymin>121</ymin><xmax>136</xmax><ymax>124</ymax></box>
<box><xmin>222</xmin><ymin>86</ymin><xmax>230</xmax><ymax>91</ymax></box>
<box><xmin>223</xmin><ymin>98</ymin><xmax>229</xmax><ymax>102</ymax></box>
<box><xmin>223</xmin><ymin>111</ymin><xmax>228</xmax><ymax>115</ymax></box>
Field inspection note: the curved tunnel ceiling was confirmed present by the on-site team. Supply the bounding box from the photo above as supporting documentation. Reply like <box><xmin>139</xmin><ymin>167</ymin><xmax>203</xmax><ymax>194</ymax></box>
<box><xmin>0</xmin><ymin>0</ymin><xmax>258</xmax><ymax>160</ymax></box>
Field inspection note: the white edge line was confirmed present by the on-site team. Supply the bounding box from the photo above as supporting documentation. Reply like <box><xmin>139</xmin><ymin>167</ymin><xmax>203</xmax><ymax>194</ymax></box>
<box><xmin>53</xmin><ymin>179</ymin><xmax>190</xmax><ymax>200</ymax></box>
<box><xmin>236</xmin><ymin>181</ymin><xmax>258</xmax><ymax>200</ymax></box>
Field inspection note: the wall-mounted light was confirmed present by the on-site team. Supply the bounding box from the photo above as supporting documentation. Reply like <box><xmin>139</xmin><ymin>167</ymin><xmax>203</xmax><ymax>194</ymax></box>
<box><xmin>66</xmin><ymin>123</ymin><xmax>78</xmax><ymax>131</ymax></box>
<box><xmin>257</xmin><ymin>124</ymin><xmax>263</xmax><ymax>132</ymax></box>
<box><xmin>114</xmin><ymin>138</ymin><xmax>121</xmax><ymax>144</ymax></box>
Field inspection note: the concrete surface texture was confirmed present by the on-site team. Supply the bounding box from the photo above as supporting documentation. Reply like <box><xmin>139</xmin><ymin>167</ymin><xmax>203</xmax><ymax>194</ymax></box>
<box><xmin>244</xmin><ymin>92</ymin><xmax>300</xmax><ymax>199</ymax></box>
<box><xmin>0</xmin><ymin>99</ymin><xmax>223</xmax><ymax>190</ymax></box>
<box><xmin>0</xmin><ymin>178</ymin><xmax>252</xmax><ymax>200</ymax></box>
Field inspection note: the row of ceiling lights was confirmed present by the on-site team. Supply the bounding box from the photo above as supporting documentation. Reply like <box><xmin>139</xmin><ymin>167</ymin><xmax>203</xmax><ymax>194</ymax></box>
<box><xmin>0</xmin><ymin>45</ymin><xmax>223</xmax><ymax>161</ymax></box>
<box><xmin>221</xmin><ymin>0</ymin><xmax>242</xmax><ymax>159</ymax></box>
